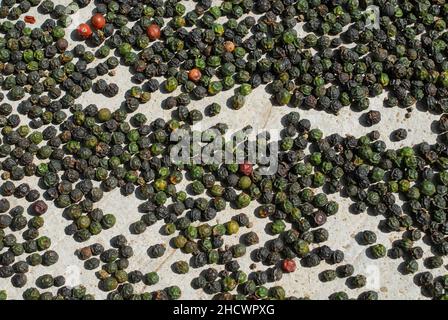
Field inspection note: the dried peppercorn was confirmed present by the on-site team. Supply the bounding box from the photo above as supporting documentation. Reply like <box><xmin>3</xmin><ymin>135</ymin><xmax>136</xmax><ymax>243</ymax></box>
<box><xmin>336</xmin><ymin>264</ymin><xmax>355</xmax><ymax>278</ymax></box>
<box><xmin>11</xmin><ymin>274</ymin><xmax>27</xmax><ymax>288</ymax></box>
<box><xmin>100</xmin><ymin>277</ymin><xmax>118</xmax><ymax>292</ymax></box>
<box><xmin>0</xmin><ymin>0</ymin><xmax>448</xmax><ymax>301</ymax></box>
<box><xmin>166</xmin><ymin>286</ymin><xmax>181</xmax><ymax>300</ymax></box>
<box><xmin>231</xmin><ymin>244</ymin><xmax>246</xmax><ymax>258</ymax></box>
<box><xmin>0</xmin><ymin>199</ymin><xmax>10</xmax><ymax>213</ymax></box>
<box><xmin>101</xmin><ymin>214</ymin><xmax>116</xmax><ymax>229</ymax></box>
<box><xmin>243</xmin><ymin>232</ymin><xmax>259</xmax><ymax>246</ymax></box>
<box><xmin>225</xmin><ymin>220</ymin><xmax>239</xmax><ymax>235</ymax></box>
<box><xmin>320</xmin><ymin>270</ymin><xmax>337</xmax><ymax>282</ymax></box>
<box><xmin>237</xmin><ymin>162</ymin><xmax>252</xmax><ymax>176</ymax></box>
<box><xmin>84</xmin><ymin>258</ymin><xmax>100</xmax><ymax>270</ymax></box>
<box><xmin>172</xmin><ymin>261</ymin><xmax>189</xmax><ymax>274</ymax></box>
<box><xmin>89</xmin><ymin>243</ymin><xmax>104</xmax><ymax>256</ymax></box>
<box><xmin>303</xmin><ymin>253</ymin><xmax>320</xmax><ymax>268</ymax></box>
<box><xmin>36</xmin><ymin>274</ymin><xmax>54</xmax><ymax>289</ymax></box>
<box><xmin>348</xmin><ymin>275</ymin><xmax>367</xmax><ymax>289</ymax></box>
<box><xmin>42</xmin><ymin>250</ymin><xmax>59</xmax><ymax>266</ymax></box>
<box><xmin>221</xmin><ymin>276</ymin><xmax>237</xmax><ymax>292</ymax></box>
<box><xmin>358</xmin><ymin>291</ymin><xmax>379</xmax><ymax>300</ymax></box>
<box><xmin>404</xmin><ymin>260</ymin><xmax>419</xmax><ymax>274</ymax></box>
<box><xmin>425</xmin><ymin>256</ymin><xmax>444</xmax><ymax>269</ymax></box>
<box><xmin>23</xmin><ymin>288</ymin><xmax>40</xmax><ymax>300</ymax></box>
<box><xmin>27</xmin><ymin>253</ymin><xmax>42</xmax><ymax>266</ymax></box>
<box><xmin>369</xmin><ymin>244</ymin><xmax>386</xmax><ymax>259</ymax></box>
<box><xmin>206</xmin><ymin>103</ymin><xmax>221</xmax><ymax>117</ymax></box>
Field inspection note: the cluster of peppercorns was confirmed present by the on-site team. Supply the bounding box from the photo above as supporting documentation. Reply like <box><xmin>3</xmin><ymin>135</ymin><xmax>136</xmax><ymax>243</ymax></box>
<box><xmin>3</xmin><ymin>0</ymin><xmax>448</xmax><ymax>300</ymax></box>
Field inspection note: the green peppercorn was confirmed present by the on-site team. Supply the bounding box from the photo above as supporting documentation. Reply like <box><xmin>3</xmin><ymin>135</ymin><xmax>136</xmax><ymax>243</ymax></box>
<box><xmin>165</xmin><ymin>77</ymin><xmax>178</xmax><ymax>92</ymax></box>
<box><xmin>270</xmin><ymin>220</ymin><xmax>286</xmax><ymax>234</ymax></box>
<box><xmin>329</xmin><ymin>291</ymin><xmax>349</xmax><ymax>300</ymax></box>
<box><xmin>269</xmin><ymin>286</ymin><xmax>286</xmax><ymax>300</ymax></box>
<box><xmin>100</xmin><ymin>277</ymin><xmax>118</xmax><ymax>292</ymax></box>
<box><xmin>36</xmin><ymin>236</ymin><xmax>51</xmax><ymax>251</ymax></box>
<box><xmin>255</xmin><ymin>286</ymin><xmax>269</xmax><ymax>299</ymax></box>
<box><xmin>101</xmin><ymin>214</ymin><xmax>116</xmax><ymax>229</ymax></box>
<box><xmin>222</xmin><ymin>276</ymin><xmax>237</xmax><ymax>292</ymax></box>
<box><xmin>166</xmin><ymin>286</ymin><xmax>181</xmax><ymax>300</ymax></box>
<box><xmin>369</xmin><ymin>244</ymin><xmax>386</xmax><ymax>259</ymax></box>
<box><xmin>162</xmin><ymin>223</ymin><xmax>176</xmax><ymax>235</ymax></box>
<box><xmin>236</xmin><ymin>193</ymin><xmax>251</xmax><ymax>208</ymax></box>
<box><xmin>231</xmin><ymin>244</ymin><xmax>246</xmax><ymax>258</ymax></box>
<box><xmin>173</xmin><ymin>235</ymin><xmax>187</xmax><ymax>249</ymax></box>
<box><xmin>361</xmin><ymin>230</ymin><xmax>377</xmax><ymax>245</ymax></box>
<box><xmin>320</xmin><ymin>270</ymin><xmax>337</xmax><ymax>282</ymax></box>
<box><xmin>404</xmin><ymin>259</ymin><xmax>419</xmax><ymax>274</ymax></box>
<box><xmin>144</xmin><ymin>272</ymin><xmax>159</xmax><ymax>285</ymax></box>
<box><xmin>425</xmin><ymin>256</ymin><xmax>444</xmax><ymax>269</ymax></box>
<box><xmin>172</xmin><ymin>261</ymin><xmax>189</xmax><ymax>274</ymax></box>
<box><xmin>226</xmin><ymin>220</ymin><xmax>240</xmax><ymax>235</ymax></box>
<box><xmin>349</xmin><ymin>275</ymin><xmax>367</xmax><ymax>288</ymax></box>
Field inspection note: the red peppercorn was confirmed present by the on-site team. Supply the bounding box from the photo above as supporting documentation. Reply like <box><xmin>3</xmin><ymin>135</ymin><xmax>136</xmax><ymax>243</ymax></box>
<box><xmin>77</xmin><ymin>23</ymin><xmax>92</xmax><ymax>39</ymax></box>
<box><xmin>24</xmin><ymin>16</ymin><xmax>36</xmax><ymax>24</ymax></box>
<box><xmin>31</xmin><ymin>200</ymin><xmax>48</xmax><ymax>216</ymax></box>
<box><xmin>239</xmin><ymin>162</ymin><xmax>253</xmax><ymax>176</ymax></box>
<box><xmin>91</xmin><ymin>14</ymin><xmax>106</xmax><ymax>29</ymax></box>
<box><xmin>188</xmin><ymin>68</ymin><xmax>202</xmax><ymax>82</ymax></box>
<box><xmin>147</xmin><ymin>24</ymin><xmax>161</xmax><ymax>41</ymax></box>
<box><xmin>281</xmin><ymin>259</ymin><xmax>296</xmax><ymax>273</ymax></box>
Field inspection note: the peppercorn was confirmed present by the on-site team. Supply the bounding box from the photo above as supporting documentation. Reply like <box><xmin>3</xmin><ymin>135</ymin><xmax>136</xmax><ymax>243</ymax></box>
<box><xmin>425</xmin><ymin>256</ymin><xmax>444</xmax><ymax>269</ymax></box>
<box><xmin>172</xmin><ymin>261</ymin><xmax>189</xmax><ymax>274</ymax></box>
<box><xmin>148</xmin><ymin>244</ymin><xmax>166</xmax><ymax>258</ymax></box>
<box><xmin>369</xmin><ymin>244</ymin><xmax>387</xmax><ymax>259</ymax></box>
<box><xmin>23</xmin><ymin>288</ymin><xmax>40</xmax><ymax>300</ymax></box>
<box><xmin>364</xmin><ymin>110</ymin><xmax>382</xmax><ymax>126</ymax></box>
<box><xmin>0</xmin><ymin>199</ymin><xmax>10</xmax><ymax>213</ymax></box>
<box><xmin>358</xmin><ymin>291</ymin><xmax>378</xmax><ymax>300</ymax></box>
<box><xmin>404</xmin><ymin>260</ymin><xmax>419</xmax><ymax>274</ymax></box>
<box><xmin>348</xmin><ymin>275</ymin><xmax>367</xmax><ymax>289</ymax></box>
<box><xmin>206</xmin><ymin>103</ymin><xmax>221</xmax><ymax>117</ymax></box>
<box><xmin>30</xmin><ymin>200</ymin><xmax>48</xmax><ymax>216</ymax></box>
<box><xmin>336</xmin><ymin>264</ymin><xmax>355</xmax><ymax>278</ymax></box>
<box><xmin>320</xmin><ymin>270</ymin><xmax>337</xmax><ymax>282</ymax></box>
<box><xmin>100</xmin><ymin>277</ymin><xmax>118</xmax><ymax>292</ymax></box>
<box><xmin>361</xmin><ymin>230</ymin><xmax>377</xmax><ymax>245</ymax></box>
<box><xmin>36</xmin><ymin>274</ymin><xmax>54</xmax><ymax>289</ymax></box>
<box><xmin>391</xmin><ymin>128</ymin><xmax>408</xmax><ymax>141</ymax></box>
<box><xmin>84</xmin><ymin>258</ymin><xmax>100</xmax><ymax>270</ymax></box>
<box><xmin>12</xmin><ymin>274</ymin><xmax>27</xmax><ymax>288</ymax></box>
